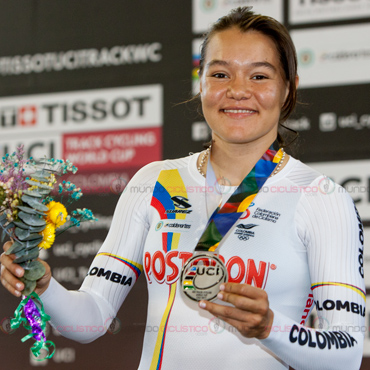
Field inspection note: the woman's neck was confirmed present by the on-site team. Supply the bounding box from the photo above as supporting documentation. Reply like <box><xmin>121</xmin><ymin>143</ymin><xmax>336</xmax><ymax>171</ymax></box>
<box><xmin>199</xmin><ymin>137</ymin><xmax>288</xmax><ymax>186</ymax></box>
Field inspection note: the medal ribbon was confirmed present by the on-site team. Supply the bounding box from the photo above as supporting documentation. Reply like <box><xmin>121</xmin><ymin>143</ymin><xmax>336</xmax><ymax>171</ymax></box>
<box><xmin>196</xmin><ymin>141</ymin><xmax>283</xmax><ymax>253</ymax></box>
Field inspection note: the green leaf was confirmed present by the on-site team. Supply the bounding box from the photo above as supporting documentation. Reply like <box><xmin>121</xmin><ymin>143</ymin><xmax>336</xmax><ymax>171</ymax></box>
<box><xmin>5</xmin><ymin>240</ymin><xmax>25</xmax><ymax>255</ymax></box>
<box><xmin>13</xmin><ymin>246</ymin><xmax>39</xmax><ymax>263</ymax></box>
<box><xmin>22</xmin><ymin>190</ymin><xmax>43</xmax><ymax>198</ymax></box>
<box><xmin>18</xmin><ymin>211</ymin><xmax>46</xmax><ymax>227</ymax></box>
<box><xmin>13</xmin><ymin>220</ymin><xmax>45</xmax><ymax>232</ymax></box>
<box><xmin>16</xmin><ymin>206</ymin><xmax>46</xmax><ymax>216</ymax></box>
<box><xmin>14</xmin><ymin>227</ymin><xmax>43</xmax><ymax>241</ymax></box>
<box><xmin>23</xmin><ymin>261</ymin><xmax>46</xmax><ymax>281</ymax></box>
<box><xmin>21</xmin><ymin>195</ymin><xmax>48</xmax><ymax>212</ymax></box>
<box><xmin>19</xmin><ymin>277</ymin><xmax>37</xmax><ymax>296</ymax></box>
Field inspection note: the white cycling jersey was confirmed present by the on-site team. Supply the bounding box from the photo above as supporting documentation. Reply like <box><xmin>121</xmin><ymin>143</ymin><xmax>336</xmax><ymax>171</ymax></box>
<box><xmin>41</xmin><ymin>153</ymin><xmax>365</xmax><ymax>370</ymax></box>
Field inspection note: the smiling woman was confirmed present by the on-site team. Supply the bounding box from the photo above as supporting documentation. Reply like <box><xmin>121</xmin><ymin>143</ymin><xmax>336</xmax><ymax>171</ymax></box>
<box><xmin>0</xmin><ymin>6</ymin><xmax>365</xmax><ymax>370</ymax></box>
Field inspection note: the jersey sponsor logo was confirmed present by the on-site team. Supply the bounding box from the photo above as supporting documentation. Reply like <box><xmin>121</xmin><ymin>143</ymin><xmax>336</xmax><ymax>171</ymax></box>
<box><xmin>300</xmin><ymin>293</ymin><xmax>314</xmax><ymax>325</ymax></box>
<box><xmin>171</xmin><ymin>196</ymin><xmax>191</xmax><ymax>209</ymax></box>
<box><xmin>165</xmin><ymin>196</ymin><xmax>192</xmax><ymax>214</ymax></box>
<box><xmin>289</xmin><ymin>325</ymin><xmax>357</xmax><ymax>349</ymax></box>
<box><xmin>154</xmin><ymin>220</ymin><xmax>192</xmax><ymax>232</ymax></box>
<box><xmin>87</xmin><ymin>267</ymin><xmax>132</xmax><ymax>286</ymax></box>
<box><xmin>315</xmin><ymin>299</ymin><xmax>365</xmax><ymax>317</ymax></box>
<box><xmin>234</xmin><ymin>223</ymin><xmax>258</xmax><ymax>241</ymax></box>
<box><xmin>354</xmin><ymin>205</ymin><xmax>364</xmax><ymax>278</ymax></box>
<box><xmin>252</xmin><ymin>207</ymin><xmax>281</xmax><ymax>223</ymax></box>
<box><xmin>144</xmin><ymin>250</ymin><xmax>275</xmax><ymax>288</ymax></box>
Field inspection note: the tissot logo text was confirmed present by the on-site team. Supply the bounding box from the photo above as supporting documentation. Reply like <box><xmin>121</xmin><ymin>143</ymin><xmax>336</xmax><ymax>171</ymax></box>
<box><xmin>0</xmin><ymin>85</ymin><xmax>162</xmax><ymax>133</ymax></box>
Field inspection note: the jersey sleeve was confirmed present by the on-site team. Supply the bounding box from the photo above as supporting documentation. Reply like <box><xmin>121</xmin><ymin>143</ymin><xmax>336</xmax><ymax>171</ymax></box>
<box><xmin>41</xmin><ymin>161</ymin><xmax>162</xmax><ymax>343</ymax></box>
<box><xmin>260</xmin><ymin>176</ymin><xmax>365</xmax><ymax>370</ymax></box>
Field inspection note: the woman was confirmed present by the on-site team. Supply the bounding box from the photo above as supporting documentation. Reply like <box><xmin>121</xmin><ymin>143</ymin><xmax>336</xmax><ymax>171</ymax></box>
<box><xmin>0</xmin><ymin>7</ymin><xmax>365</xmax><ymax>370</ymax></box>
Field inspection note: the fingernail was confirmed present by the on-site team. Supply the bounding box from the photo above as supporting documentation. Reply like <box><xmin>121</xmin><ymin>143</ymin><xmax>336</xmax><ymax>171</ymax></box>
<box><xmin>15</xmin><ymin>268</ymin><xmax>23</xmax><ymax>277</ymax></box>
<box><xmin>16</xmin><ymin>282</ymin><xmax>23</xmax><ymax>290</ymax></box>
<box><xmin>199</xmin><ymin>301</ymin><xmax>206</xmax><ymax>309</ymax></box>
<box><xmin>220</xmin><ymin>284</ymin><xmax>225</xmax><ymax>291</ymax></box>
<box><xmin>217</xmin><ymin>293</ymin><xmax>223</xmax><ymax>300</ymax></box>
<box><xmin>14</xmin><ymin>290</ymin><xmax>21</xmax><ymax>297</ymax></box>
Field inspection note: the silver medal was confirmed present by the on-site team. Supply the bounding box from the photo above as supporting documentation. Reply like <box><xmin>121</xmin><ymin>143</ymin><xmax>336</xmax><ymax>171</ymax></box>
<box><xmin>180</xmin><ymin>253</ymin><xmax>228</xmax><ymax>302</ymax></box>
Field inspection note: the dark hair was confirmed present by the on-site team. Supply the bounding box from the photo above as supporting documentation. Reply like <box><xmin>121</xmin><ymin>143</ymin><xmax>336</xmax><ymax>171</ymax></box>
<box><xmin>198</xmin><ymin>7</ymin><xmax>299</xmax><ymax>147</ymax></box>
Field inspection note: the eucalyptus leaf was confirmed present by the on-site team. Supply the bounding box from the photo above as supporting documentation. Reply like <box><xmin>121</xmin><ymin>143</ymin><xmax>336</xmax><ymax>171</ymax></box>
<box><xmin>16</xmin><ymin>206</ymin><xmax>46</xmax><ymax>216</ymax></box>
<box><xmin>22</xmin><ymin>190</ymin><xmax>43</xmax><ymax>198</ymax></box>
<box><xmin>19</xmin><ymin>277</ymin><xmax>37</xmax><ymax>296</ymax></box>
<box><xmin>18</xmin><ymin>211</ymin><xmax>46</xmax><ymax>227</ymax></box>
<box><xmin>13</xmin><ymin>220</ymin><xmax>45</xmax><ymax>232</ymax></box>
<box><xmin>23</xmin><ymin>261</ymin><xmax>46</xmax><ymax>281</ymax></box>
<box><xmin>5</xmin><ymin>240</ymin><xmax>25</xmax><ymax>255</ymax></box>
<box><xmin>21</xmin><ymin>195</ymin><xmax>48</xmax><ymax>212</ymax></box>
<box><xmin>25</xmin><ymin>179</ymin><xmax>53</xmax><ymax>190</ymax></box>
<box><xmin>0</xmin><ymin>213</ymin><xmax>6</xmax><ymax>223</ymax></box>
<box><xmin>14</xmin><ymin>246</ymin><xmax>39</xmax><ymax>263</ymax></box>
<box><xmin>18</xmin><ymin>238</ymin><xmax>42</xmax><ymax>249</ymax></box>
<box><xmin>14</xmin><ymin>227</ymin><xmax>43</xmax><ymax>241</ymax></box>
<box><xmin>1</xmin><ymin>229</ymin><xmax>6</xmax><ymax>242</ymax></box>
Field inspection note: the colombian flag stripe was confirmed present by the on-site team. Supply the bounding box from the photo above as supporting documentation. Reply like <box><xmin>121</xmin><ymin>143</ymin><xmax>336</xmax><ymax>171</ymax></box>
<box><xmin>311</xmin><ymin>282</ymin><xmax>366</xmax><ymax>301</ymax></box>
<box><xmin>96</xmin><ymin>252</ymin><xmax>142</xmax><ymax>279</ymax></box>
<box><xmin>149</xmin><ymin>169</ymin><xmax>187</xmax><ymax>370</ymax></box>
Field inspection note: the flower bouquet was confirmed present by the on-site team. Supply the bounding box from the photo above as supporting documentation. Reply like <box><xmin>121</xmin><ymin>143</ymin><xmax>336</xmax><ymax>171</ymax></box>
<box><xmin>0</xmin><ymin>145</ymin><xmax>97</xmax><ymax>360</ymax></box>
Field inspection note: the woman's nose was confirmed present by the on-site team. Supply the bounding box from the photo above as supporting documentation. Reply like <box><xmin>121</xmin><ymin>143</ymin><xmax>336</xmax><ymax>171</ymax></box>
<box><xmin>226</xmin><ymin>77</ymin><xmax>252</xmax><ymax>100</ymax></box>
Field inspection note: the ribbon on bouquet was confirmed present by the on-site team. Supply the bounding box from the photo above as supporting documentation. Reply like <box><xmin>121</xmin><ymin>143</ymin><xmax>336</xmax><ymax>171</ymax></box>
<box><xmin>11</xmin><ymin>292</ymin><xmax>55</xmax><ymax>360</ymax></box>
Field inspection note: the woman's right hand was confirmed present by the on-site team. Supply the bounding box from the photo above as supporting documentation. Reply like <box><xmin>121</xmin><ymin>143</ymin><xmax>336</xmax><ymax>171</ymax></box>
<box><xmin>0</xmin><ymin>241</ymin><xmax>52</xmax><ymax>297</ymax></box>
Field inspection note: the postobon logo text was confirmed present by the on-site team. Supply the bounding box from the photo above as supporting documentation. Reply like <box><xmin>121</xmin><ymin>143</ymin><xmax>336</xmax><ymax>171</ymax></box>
<box><xmin>144</xmin><ymin>250</ymin><xmax>275</xmax><ymax>288</ymax></box>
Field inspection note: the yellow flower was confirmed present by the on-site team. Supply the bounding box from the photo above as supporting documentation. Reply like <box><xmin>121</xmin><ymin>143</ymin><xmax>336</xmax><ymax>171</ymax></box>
<box><xmin>39</xmin><ymin>223</ymin><xmax>56</xmax><ymax>249</ymax></box>
<box><xmin>46</xmin><ymin>201</ymin><xmax>68</xmax><ymax>228</ymax></box>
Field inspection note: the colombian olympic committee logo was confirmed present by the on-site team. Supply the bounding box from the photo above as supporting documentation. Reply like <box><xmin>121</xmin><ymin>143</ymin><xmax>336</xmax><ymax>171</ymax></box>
<box><xmin>155</xmin><ymin>221</ymin><xmax>164</xmax><ymax>231</ymax></box>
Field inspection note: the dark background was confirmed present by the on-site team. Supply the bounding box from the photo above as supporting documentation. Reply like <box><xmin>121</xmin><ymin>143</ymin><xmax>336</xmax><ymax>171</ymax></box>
<box><xmin>0</xmin><ymin>1</ymin><xmax>369</xmax><ymax>369</ymax></box>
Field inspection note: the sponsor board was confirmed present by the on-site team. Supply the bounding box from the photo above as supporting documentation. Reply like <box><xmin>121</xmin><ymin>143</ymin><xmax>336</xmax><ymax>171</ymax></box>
<box><xmin>192</xmin><ymin>0</ymin><xmax>283</xmax><ymax>34</ymax></box>
<box><xmin>319</xmin><ymin>111</ymin><xmax>370</xmax><ymax>132</ymax></box>
<box><xmin>291</xmin><ymin>24</ymin><xmax>370</xmax><ymax>88</ymax></box>
<box><xmin>289</xmin><ymin>0</ymin><xmax>370</xmax><ymax>25</ymax></box>
<box><xmin>0</xmin><ymin>84</ymin><xmax>162</xmax><ymax>135</ymax></box>
<box><xmin>192</xmin><ymin>121</ymin><xmax>210</xmax><ymax>141</ymax></box>
<box><xmin>0</xmin><ymin>42</ymin><xmax>162</xmax><ymax>76</ymax></box>
<box><xmin>63</xmin><ymin>127</ymin><xmax>162</xmax><ymax>171</ymax></box>
<box><xmin>307</xmin><ymin>159</ymin><xmax>370</xmax><ymax>220</ymax></box>
<box><xmin>285</xmin><ymin>116</ymin><xmax>311</xmax><ymax>131</ymax></box>
<box><xmin>0</xmin><ymin>133</ymin><xmax>61</xmax><ymax>159</ymax></box>
<box><xmin>192</xmin><ymin>38</ymin><xmax>203</xmax><ymax>95</ymax></box>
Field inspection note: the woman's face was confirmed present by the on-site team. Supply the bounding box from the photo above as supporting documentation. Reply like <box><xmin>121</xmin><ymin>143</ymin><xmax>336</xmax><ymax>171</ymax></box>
<box><xmin>199</xmin><ymin>28</ymin><xmax>289</xmax><ymax>147</ymax></box>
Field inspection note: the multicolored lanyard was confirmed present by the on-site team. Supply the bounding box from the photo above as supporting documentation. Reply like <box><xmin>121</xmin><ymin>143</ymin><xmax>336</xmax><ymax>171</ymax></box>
<box><xmin>196</xmin><ymin>141</ymin><xmax>283</xmax><ymax>253</ymax></box>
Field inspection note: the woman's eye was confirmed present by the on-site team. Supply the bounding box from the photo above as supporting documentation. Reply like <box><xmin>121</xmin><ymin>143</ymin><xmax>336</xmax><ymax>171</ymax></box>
<box><xmin>252</xmin><ymin>75</ymin><xmax>268</xmax><ymax>80</ymax></box>
<box><xmin>212</xmin><ymin>73</ymin><xmax>228</xmax><ymax>78</ymax></box>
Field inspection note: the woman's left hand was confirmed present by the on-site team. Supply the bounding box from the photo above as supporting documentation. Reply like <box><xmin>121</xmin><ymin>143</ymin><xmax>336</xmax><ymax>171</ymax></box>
<box><xmin>199</xmin><ymin>282</ymin><xmax>274</xmax><ymax>340</ymax></box>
